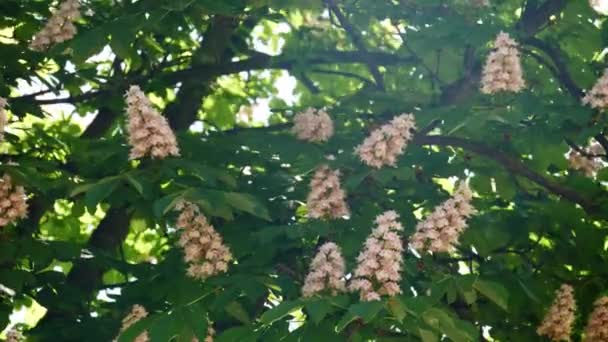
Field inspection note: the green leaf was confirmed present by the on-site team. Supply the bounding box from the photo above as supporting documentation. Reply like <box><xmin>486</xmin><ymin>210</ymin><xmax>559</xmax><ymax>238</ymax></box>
<box><xmin>419</xmin><ymin>328</ymin><xmax>439</xmax><ymax>342</ymax></box>
<box><xmin>336</xmin><ymin>301</ymin><xmax>384</xmax><ymax>332</ymax></box>
<box><xmin>260</xmin><ymin>300</ymin><xmax>303</xmax><ymax>325</ymax></box>
<box><xmin>117</xmin><ymin>314</ymin><xmax>157</xmax><ymax>342</ymax></box>
<box><xmin>153</xmin><ymin>192</ymin><xmax>183</xmax><ymax>218</ymax></box>
<box><xmin>148</xmin><ymin>312</ymin><xmax>181</xmax><ymax>342</ymax></box>
<box><xmin>216</xmin><ymin>326</ymin><xmax>259</xmax><ymax>342</ymax></box>
<box><xmin>182</xmin><ymin>304</ymin><xmax>209</xmax><ymax>341</ymax></box>
<box><xmin>474</xmin><ymin>279</ymin><xmax>509</xmax><ymax>311</ymax></box>
<box><xmin>225</xmin><ymin>301</ymin><xmax>251</xmax><ymax>324</ymax></box>
<box><xmin>223</xmin><ymin>192</ymin><xmax>271</xmax><ymax>220</ymax></box>
<box><xmin>70</xmin><ymin>27</ymin><xmax>107</xmax><ymax>64</ymax></box>
<box><xmin>387</xmin><ymin>297</ymin><xmax>406</xmax><ymax>322</ymax></box>
<box><xmin>422</xmin><ymin>308</ymin><xmax>477</xmax><ymax>342</ymax></box>
<box><xmin>125</xmin><ymin>173</ymin><xmax>144</xmax><ymax>195</ymax></box>
<box><xmin>304</xmin><ymin>299</ymin><xmax>333</xmax><ymax>325</ymax></box>
<box><xmin>84</xmin><ymin>178</ymin><xmax>120</xmax><ymax>211</ymax></box>
<box><xmin>69</xmin><ymin>183</ymin><xmax>94</xmax><ymax>197</ymax></box>
<box><xmin>107</xmin><ymin>15</ymin><xmax>141</xmax><ymax>60</ymax></box>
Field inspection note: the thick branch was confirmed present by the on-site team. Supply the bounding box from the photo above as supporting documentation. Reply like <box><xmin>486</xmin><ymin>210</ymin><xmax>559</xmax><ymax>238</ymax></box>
<box><xmin>166</xmin><ymin>16</ymin><xmax>240</xmax><ymax>131</ymax></box>
<box><xmin>35</xmin><ymin>207</ymin><xmax>131</xmax><ymax>328</ymax></box>
<box><xmin>412</xmin><ymin>134</ymin><xmax>596</xmax><ymax>213</ymax></box>
<box><xmin>524</xmin><ymin>37</ymin><xmax>583</xmax><ymax>98</ymax></box>
<box><xmin>12</xmin><ymin>51</ymin><xmax>412</xmax><ymax>108</ymax></box>
<box><xmin>81</xmin><ymin>106</ymin><xmax>119</xmax><ymax>138</ymax></box>
<box><xmin>517</xmin><ymin>0</ymin><xmax>568</xmax><ymax>36</ymax></box>
<box><xmin>325</xmin><ymin>0</ymin><xmax>385</xmax><ymax>89</ymax></box>
<box><xmin>222</xmin><ymin>118</ymin><xmax>597</xmax><ymax>214</ymax></box>
<box><xmin>165</xmin><ymin>50</ymin><xmax>413</xmax><ymax>85</ymax></box>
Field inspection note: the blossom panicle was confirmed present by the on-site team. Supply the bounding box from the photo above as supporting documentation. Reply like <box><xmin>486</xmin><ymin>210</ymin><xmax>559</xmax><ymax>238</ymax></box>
<box><xmin>175</xmin><ymin>201</ymin><xmax>233</xmax><ymax>280</ymax></box>
<box><xmin>0</xmin><ymin>173</ymin><xmax>28</xmax><ymax>227</ymax></box>
<box><xmin>583</xmin><ymin>69</ymin><xmax>608</xmax><ymax>110</ymax></box>
<box><xmin>355</xmin><ymin>113</ymin><xmax>416</xmax><ymax>169</ymax></box>
<box><xmin>302</xmin><ymin>242</ymin><xmax>347</xmax><ymax>297</ymax></box>
<box><xmin>567</xmin><ymin>142</ymin><xmax>605</xmax><ymax>178</ymax></box>
<box><xmin>125</xmin><ymin>85</ymin><xmax>180</xmax><ymax>160</ymax></box>
<box><xmin>584</xmin><ymin>296</ymin><xmax>608</xmax><ymax>341</ymax></box>
<box><xmin>480</xmin><ymin>32</ymin><xmax>525</xmax><ymax>94</ymax></box>
<box><xmin>410</xmin><ymin>182</ymin><xmax>476</xmax><ymax>253</ymax></box>
<box><xmin>30</xmin><ymin>0</ymin><xmax>81</xmax><ymax>51</ymax></box>
<box><xmin>306</xmin><ymin>165</ymin><xmax>350</xmax><ymax>219</ymax></box>
<box><xmin>349</xmin><ymin>211</ymin><xmax>404</xmax><ymax>301</ymax></box>
<box><xmin>292</xmin><ymin>108</ymin><xmax>334</xmax><ymax>143</ymax></box>
<box><xmin>537</xmin><ymin>284</ymin><xmax>577</xmax><ymax>341</ymax></box>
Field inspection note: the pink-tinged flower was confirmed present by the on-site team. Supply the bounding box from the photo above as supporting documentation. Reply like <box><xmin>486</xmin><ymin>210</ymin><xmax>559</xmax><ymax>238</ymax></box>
<box><xmin>583</xmin><ymin>69</ymin><xmax>608</xmax><ymax>110</ymax></box>
<box><xmin>355</xmin><ymin>113</ymin><xmax>416</xmax><ymax>169</ymax></box>
<box><xmin>0</xmin><ymin>174</ymin><xmax>28</xmax><ymax>227</ymax></box>
<box><xmin>302</xmin><ymin>242</ymin><xmax>347</xmax><ymax>297</ymax></box>
<box><xmin>410</xmin><ymin>182</ymin><xmax>476</xmax><ymax>253</ymax></box>
<box><xmin>567</xmin><ymin>142</ymin><xmax>606</xmax><ymax>178</ymax></box>
<box><xmin>537</xmin><ymin>284</ymin><xmax>577</xmax><ymax>341</ymax></box>
<box><xmin>349</xmin><ymin>211</ymin><xmax>404</xmax><ymax>301</ymax></box>
<box><xmin>174</xmin><ymin>201</ymin><xmax>233</xmax><ymax>280</ymax></box>
<box><xmin>480</xmin><ymin>32</ymin><xmax>525</xmax><ymax>94</ymax></box>
<box><xmin>125</xmin><ymin>86</ymin><xmax>180</xmax><ymax>160</ymax></box>
<box><xmin>306</xmin><ymin>165</ymin><xmax>350</xmax><ymax>219</ymax></box>
<box><xmin>584</xmin><ymin>296</ymin><xmax>608</xmax><ymax>341</ymax></box>
<box><xmin>115</xmin><ymin>305</ymin><xmax>149</xmax><ymax>342</ymax></box>
<box><xmin>30</xmin><ymin>0</ymin><xmax>81</xmax><ymax>51</ymax></box>
<box><xmin>292</xmin><ymin>108</ymin><xmax>334</xmax><ymax>142</ymax></box>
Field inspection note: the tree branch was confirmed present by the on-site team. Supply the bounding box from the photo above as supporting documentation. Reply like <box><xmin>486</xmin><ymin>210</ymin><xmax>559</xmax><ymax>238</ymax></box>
<box><xmin>524</xmin><ymin>37</ymin><xmax>583</xmax><ymax>98</ymax></box>
<box><xmin>220</xmin><ymin>118</ymin><xmax>598</xmax><ymax>215</ymax></box>
<box><xmin>412</xmin><ymin>134</ymin><xmax>597</xmax><ymax>213</ymax></box>
<box><xmin>165</xmin><ymin>15</ymin><xmax>241</xmax><ymax>131</ymax></box>
<box><xmin>165</xmin><ymin>51</ymin><xmax>414</xmax><ymax>85</ymax></box>
<box><xmin>35</xmin><ymin>207</ymin><xmax>131</xmax><ymax>328</ymax></box>
<box><xmin>325</xmin><ymin>0</ymin><xmax>385</xmax><ymax>89</ymax></box>
<box><xmin>12</xmin><ymin>51</ymin><xmax>413</xmax><ymax>108</ymax></box>
<box><xmin>517</xmin><ymin>0</ymin><xmax>568</xmax><ymax>36</ymax></box>
<box><xmin>309</xmin><ymin>68</ymin><xmax>374</xmax><ymax>86</ymax></box>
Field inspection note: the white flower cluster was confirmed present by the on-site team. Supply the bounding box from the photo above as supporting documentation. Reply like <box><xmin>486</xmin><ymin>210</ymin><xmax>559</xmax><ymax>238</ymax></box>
<box><xmin>567</xmin><ymin>142</ymin><xmax>606</xmax><ymax>178</ymax></box>
<box><xmin>480</xmin><ymin>32</ymin><xmax>525</xmax><ymax>94</ymax></box>
<box><xmin>115</xmin><ymin>304</ymin><xmax>149</xmax><ymax>342</ymax></box>
<box><xmin>125</xmin><ymin>86</ymin><xmax>180</xmax><ymax>160</ymax></box>
<box><xmin>0</xmin><ymin>173</ymin><xmax>28</xmax><ymax>227</ymax></box>
<box><xmin>30</xmin><ymin>0</ymin><xmax>81</xmax><ymax>51</ymax></box>
<box><xmin>583</xmin><ymin>69</ymin><xmax>608</xmax><ymax>110</ymax></box>
<box><xmin>175</xmin><ymin>201</ymin><xmax>233</xmax><ymax>280</ymax></box>
<box><xmin>349</xmin><ymin>211</ymin><xmax>404</xmax><ymax>301</ymax></box>
<box><xmin>584</xmin><ymin>296</ymin><xmax>608</xmax><ymax>341</ymax></box>
<box><xmin>306</xmin><ymin>165</ymin><xmax>350</xmax><ymax>219</ymax></box>
<box><xmin>410</xmin><ymin>182</ymin><xmax>476</xmax><ymax>253</ymax></box>
<box><xmin>355</xmin><ymin>113</ymin><xmax>416</xmax><ymax>169</ymax></box>
<box><xmin>0</xmin><ymin>97</ymin><xmax>8</xmax><ymax>140</ymax></box>
<box><xmin>537</xmin><ymin>284</ymin><xmax>577</xmax><ymax>341</ymax></box>
<box><xmin>292</xmin><ymin>108</ymin><xmax>334</xmax><ymax>143</ymax></box>
<box><xmin>301</xmin><ymin>242</ymin><xmax>347</xmax><ymax>297</ymax></box>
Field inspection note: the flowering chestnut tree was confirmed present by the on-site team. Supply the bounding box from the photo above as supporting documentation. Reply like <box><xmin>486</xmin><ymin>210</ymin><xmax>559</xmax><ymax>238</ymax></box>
<box><xmin>1</xmin><ymin>0</ymin><xmax>608</xmax><ymax>341</ymax></box>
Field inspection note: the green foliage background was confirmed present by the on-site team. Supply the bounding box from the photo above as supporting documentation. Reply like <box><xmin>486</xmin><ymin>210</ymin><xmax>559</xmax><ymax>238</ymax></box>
<box><xmin>0</xmin><ymin>0</ymin><xmax>607</xmax><ymax>341</ymax></box>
